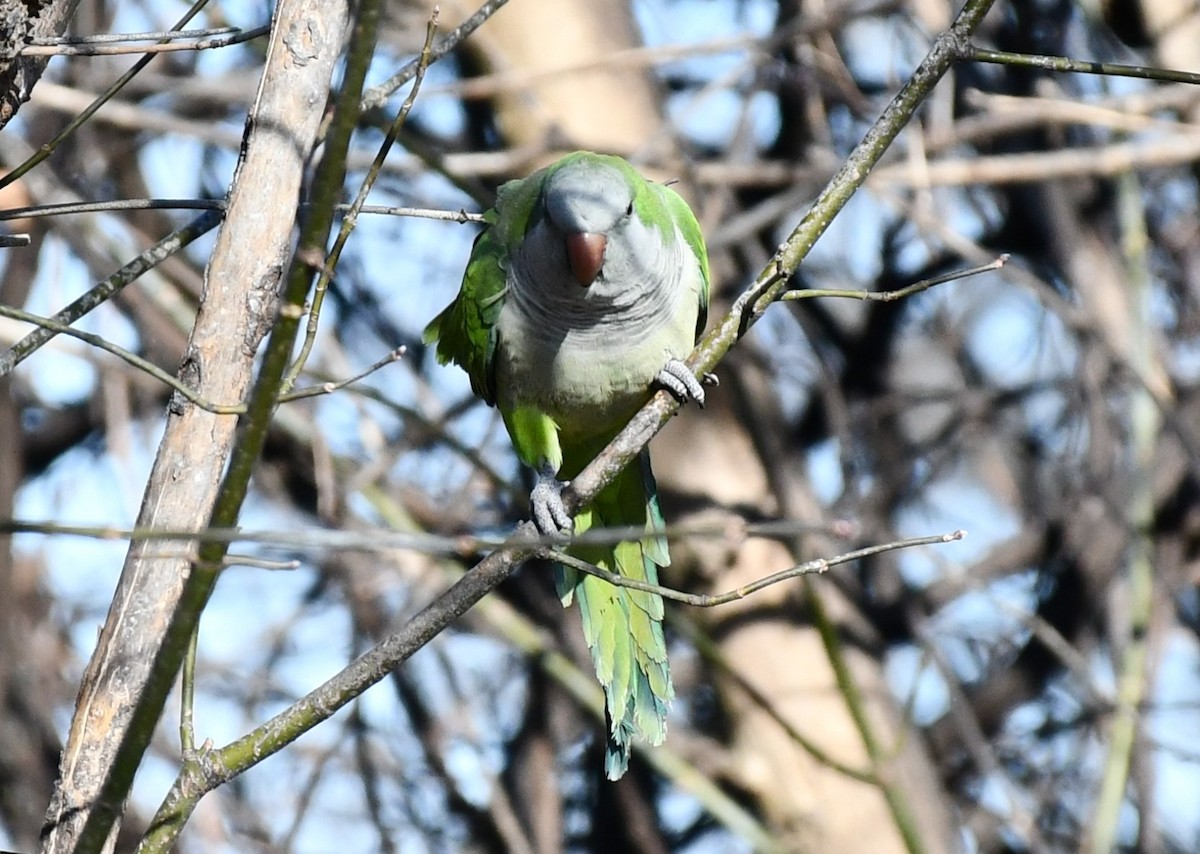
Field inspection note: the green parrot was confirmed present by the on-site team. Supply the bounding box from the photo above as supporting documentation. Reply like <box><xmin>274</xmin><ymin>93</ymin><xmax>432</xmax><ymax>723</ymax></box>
<box><xmin>424</xmin><ymin>151</ymin><xmax>709</xmax><ymax>779</ymax></box>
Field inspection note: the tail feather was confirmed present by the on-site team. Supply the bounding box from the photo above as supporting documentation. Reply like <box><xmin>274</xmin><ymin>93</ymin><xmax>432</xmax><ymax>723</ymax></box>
<box><xmin>556</xmin><ymin>449</ymin><xmax>674</xmax><ymax>780</ymax></box>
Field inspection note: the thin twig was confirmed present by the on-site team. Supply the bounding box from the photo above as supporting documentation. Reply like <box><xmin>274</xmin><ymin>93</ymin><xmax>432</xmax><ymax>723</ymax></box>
<box><xmin>0</xmin><ymin>302</ymin><xmax>245</xmax><ymax>413</ymax></box>
<box><xmin>0</xmin><ymin>208</ymin><xmax>222</xmax><ymax>375</ymax></box>
<box><xmin>782</xmin><ymin>254</ymin><xmax>1008</xmax><ymax>303</ymax></box>
<box><xmin>361</xmin><ymin>0</ymin><xmax>511</xmax><ymax>112</ymax></box>
<box><xmin>355</xmin><ymin>204</ymin><xmax>485</xmax><ymax>223</ymax></box>
<box><xmin>284</xmin><ymin>14</ymin><xmax>439</xmax><ymax>391</ymax></box>
<box><xmin>179</xmin><ymin>630</ymin><xmax>197</xmax><ymax>755</ymax></box>
<box><xmin>0</xmin><ymin>0</ymin><xmax>216</xmax><ymax>191</ymax></box>
<box><xmin>222</xmin><ymin>554</ymin><xmax>301</xmax><ymax>570</ymax></box>
<box><xmin>544</xmin><ymin>531</ymin><xmax>964</xmax><ymax>606</ymax></box>
<box><xmin>0</xmin><ymin>301</ymin><xmax>408</xmax><ymax>409</ymax></box>
<box><xmin>965</xmin><ymin>44</ymin><xmax>1200</xmax><ymax>86</ymax></box>
<box><xmin>280</xmin><ymin>347</ymin><xmax>408</xmax><ymax>402</ymax></box>
<box><xmin>0</xmin><ymin>198</ymin><xmax>486</xmax><ymax>223</ymax></box>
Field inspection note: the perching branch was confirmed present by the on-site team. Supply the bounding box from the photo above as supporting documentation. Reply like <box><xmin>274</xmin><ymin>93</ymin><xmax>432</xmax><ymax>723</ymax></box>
<box><xmin>567</xmin><ymin>0</ymin><xmax>998</xmax><ymax>508</ymax></box>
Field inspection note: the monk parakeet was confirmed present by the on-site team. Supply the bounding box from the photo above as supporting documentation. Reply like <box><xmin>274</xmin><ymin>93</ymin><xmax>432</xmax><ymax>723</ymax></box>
<box><xmin>424</xmin><ymin>151</ymin><xmax>709</xmax><ymax>779</ymax></box>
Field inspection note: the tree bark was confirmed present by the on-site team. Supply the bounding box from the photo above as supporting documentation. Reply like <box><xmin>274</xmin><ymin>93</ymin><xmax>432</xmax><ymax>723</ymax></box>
<box><xmin>39</xmin><ymin>2</ymin><xmax>350</xmax><ymax>851</ymax></box>
<box><xmin>0</xmin><ymin>0</ymin><xmax>81</xmax><ymax>128</ymax></box>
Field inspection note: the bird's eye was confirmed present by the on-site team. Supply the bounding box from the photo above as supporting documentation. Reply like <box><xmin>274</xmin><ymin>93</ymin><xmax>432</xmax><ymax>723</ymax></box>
<box><xmin>625</xmin><ymin>201</ymin><xmax>634</xmax><ymax>216</ymax></box>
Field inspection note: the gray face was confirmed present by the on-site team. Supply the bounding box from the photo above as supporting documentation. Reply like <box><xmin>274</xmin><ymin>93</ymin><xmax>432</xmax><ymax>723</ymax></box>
<box><xmin>543</xmin><ymin>161</ymin><xmax>633</xmax><ymax>237</ymax></box>
<box><xmin>532</xmin><ymin>162</ymin><xmax>671</xmax><ymax>309</ymax></box>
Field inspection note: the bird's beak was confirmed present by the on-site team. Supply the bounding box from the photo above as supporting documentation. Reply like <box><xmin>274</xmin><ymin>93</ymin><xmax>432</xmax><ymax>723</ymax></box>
<box><xmin>565</xmin><ymin>231</ymin><xmax>607</xmax><ymax>287</ymax></box>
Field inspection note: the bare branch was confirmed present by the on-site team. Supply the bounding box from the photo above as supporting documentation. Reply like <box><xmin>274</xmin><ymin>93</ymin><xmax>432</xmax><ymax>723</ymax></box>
<box><xmin>40</xmin><ymin>3</ymin><xmax>355</xmax><ymax>850</ymax></box>
<box><xmin>965</xmin><ymin>44</ymin><xmax>1200</xmax><ymax>86</ymax></box>
<box><xmin>544</xmin><ymin>531</ymin><xmax>966</xmax><ymax>607</ymax></box>
<box><xmin>18</xmin><ymin>25</ymin><xmax>268</xmax><ymax>57</ymax></box>
<box><xmin>782</xmin><ymin>255</ymin><xmax>1008</xmax><ymax>303</ymax></box>
<box><xmin>0</xmin><ymin>209</ymin><xmax>221</xmax><ymax>375</ymax></box>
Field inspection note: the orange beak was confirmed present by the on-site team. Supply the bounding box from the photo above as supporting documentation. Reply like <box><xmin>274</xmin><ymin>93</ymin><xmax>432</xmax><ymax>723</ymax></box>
<box><xmin>565</xmin><ymin>232</ymin><xmax>607</xmax><ymax>287</ymax></box>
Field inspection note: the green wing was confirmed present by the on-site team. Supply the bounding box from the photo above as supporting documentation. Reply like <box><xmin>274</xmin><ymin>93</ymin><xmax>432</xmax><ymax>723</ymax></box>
<box><xmin>423</xmin><ymin>213</ymin><xmax>506</xmax><ymax>404</ymax></box>
<box><xmin>423</xmin><ymin>168</ymin><xmax>551</xmax><ymax>405</ymax></box>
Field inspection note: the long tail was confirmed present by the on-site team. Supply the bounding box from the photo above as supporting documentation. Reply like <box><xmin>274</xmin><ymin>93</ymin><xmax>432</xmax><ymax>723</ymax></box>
<box><xmin>556</xmin><ymin>449</ymin><xmax>674</xmax><ymax>780</ymax></box>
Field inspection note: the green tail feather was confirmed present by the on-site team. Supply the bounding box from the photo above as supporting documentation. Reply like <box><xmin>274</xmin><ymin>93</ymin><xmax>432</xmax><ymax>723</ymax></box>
<box><xmin>555</xmin><ymin>450</ymin><xmax>674</xmax><ymax>780</ymax></box>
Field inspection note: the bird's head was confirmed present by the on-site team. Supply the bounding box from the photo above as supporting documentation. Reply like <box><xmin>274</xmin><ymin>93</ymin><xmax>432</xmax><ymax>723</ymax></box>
<box><xmin>541</xmin><ymin>158</ymin><xmax>635</xmax><ymax>289</ymax></box>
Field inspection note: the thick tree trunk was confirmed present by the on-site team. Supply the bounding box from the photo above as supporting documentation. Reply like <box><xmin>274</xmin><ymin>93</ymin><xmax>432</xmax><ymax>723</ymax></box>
<box><xmin>38</xmin><ymin>3</ymin><xmax>350</xmax><ymax>851</ymax></box>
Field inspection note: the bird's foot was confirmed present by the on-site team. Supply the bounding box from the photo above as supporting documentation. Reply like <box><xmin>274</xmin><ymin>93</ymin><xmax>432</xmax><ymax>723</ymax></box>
<box><xmin>656</xmin><ymin>358</ymin><xmax>707</xmax><ymax>407</ymax></box>
<box><xmin>531</xmin><ymin>465</ymin><xmax>573</xmax><ymax>537</ymax></box>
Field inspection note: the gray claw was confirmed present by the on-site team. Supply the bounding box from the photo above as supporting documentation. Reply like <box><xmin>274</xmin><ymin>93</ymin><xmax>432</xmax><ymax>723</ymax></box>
<box><xmin>531</xmin><ymin>465</ymin><xmax>573</xmax><ymax>536</ymax></box>
<box><xmin>657</xmin><ymin>358</ymin><xmax>706</xmax><ymax>407</ymax></box>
